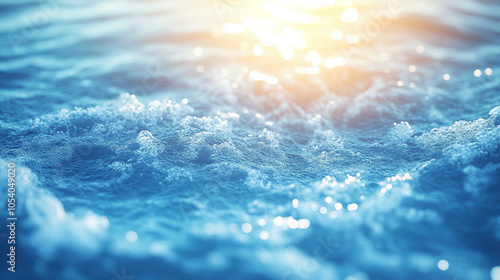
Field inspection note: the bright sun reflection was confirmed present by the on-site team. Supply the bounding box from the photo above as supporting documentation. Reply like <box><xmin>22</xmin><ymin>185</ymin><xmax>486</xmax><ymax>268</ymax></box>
<box><xmin>213</xmin><ymin>0</ymin><xmax>391</xmax><ymax>88</ymax></box>
<box><xmin>340</xmin><ymin>7</ymin><xmax>359</xmax><ymax>23</ymax></box>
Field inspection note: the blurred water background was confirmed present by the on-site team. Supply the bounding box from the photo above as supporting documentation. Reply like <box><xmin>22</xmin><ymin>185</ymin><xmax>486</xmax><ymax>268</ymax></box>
<box><xmin>1</xmin><ymin>0</ymin><xmax>500</xmax><ymax>279</ymax></box>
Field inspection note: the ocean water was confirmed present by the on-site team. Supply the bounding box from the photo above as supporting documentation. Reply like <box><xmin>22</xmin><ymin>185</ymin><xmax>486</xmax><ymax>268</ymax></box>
<box><xmin>1</xmin><ymin>0</ymin><xmax>500</xmax><ymax>279</ymax></box>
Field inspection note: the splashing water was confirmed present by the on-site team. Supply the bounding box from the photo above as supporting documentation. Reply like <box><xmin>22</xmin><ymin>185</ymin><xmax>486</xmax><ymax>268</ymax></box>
<box><xmin>0</xmin><ymin>0</ymin><xmax>499</xmax><ymax>279</ymax></box>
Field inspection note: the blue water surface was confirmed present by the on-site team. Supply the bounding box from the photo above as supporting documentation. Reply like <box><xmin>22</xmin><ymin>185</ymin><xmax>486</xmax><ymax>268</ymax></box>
<box><xmin>1</xmin><ymin>0</ymin><xmax>500</xmax><ymax>279</ymax></box>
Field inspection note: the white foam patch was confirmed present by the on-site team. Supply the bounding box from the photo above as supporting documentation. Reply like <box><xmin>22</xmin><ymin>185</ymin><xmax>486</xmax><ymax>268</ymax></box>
<box><xmin>0</xmin><ymin>159</ymin><xmax>109</xmax><ymax>261</ymax></box>
<box><xmin>32</xmin><ymin>93</ymin><xmax>194</xmax><ymax>133</ymax></box>
<box><xmin>136</xmin><ymin>130</ymin><xmax>164</xmax><ymax>157</ymax></box>
<box><xmin>416</xmin><ymin>108</ymin><xmax>500</xmax><ymax>163</ymax></box>
<box><xmin>390</xmin><ymin>121</ymin><xmax>414</xmax><ymax>144</ymax></box>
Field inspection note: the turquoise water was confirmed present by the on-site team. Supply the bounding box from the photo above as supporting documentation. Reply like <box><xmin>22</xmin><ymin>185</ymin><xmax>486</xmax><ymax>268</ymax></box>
<box><xmin>1</xmin><ymin>0</ymin><xmax>500</xmax><ymax>279</ymax></box>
